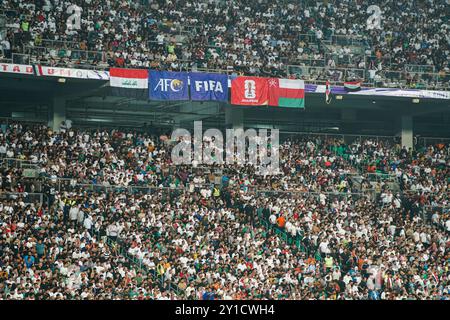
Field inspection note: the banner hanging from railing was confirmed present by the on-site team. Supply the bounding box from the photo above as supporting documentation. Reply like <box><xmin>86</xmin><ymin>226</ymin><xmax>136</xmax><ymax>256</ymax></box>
<box><xmin>38</xmin><ymin>66</ymin><xmax>109</xmax><ymax>80</ymax></box>
<box><xmin>307</xmin><ymin>84</ymin><xmax>450</xmax><ymax>99</ymax></box>
<box><xmin>231</xmin><ymin>76</ymin><xmax>269</xmax><ymax>106</ymax></box>
<box><xmin>1</xmin><ymin>63</ymin><xmax>448</xmax><ymax>101</ymax></box>
<box><xmin>0</xmin><ymin>63</ymin><xmax>110</xmax><ymax>79</ymax></box>
<box><xmin>189</xmin><ymin>72</ymin><xmax>228</xmax><ymax>101</ymax></box>
<box><xmin>268</xmin><ymin>78</ymin><xmax>305</xmax><ymax>108</ymax></box>
<box><xmin>148</xmin><ymin>70</ymin><xmax>189</xmax><ymax>100</ymax></box>
<box><xmin>109</xmin><ymin>68</ymin><xmax>148</xmax><ymax>100</ymax></box>
<box><xmin>110</xmin><ymin>68</ymin><xmax>147</xmax><ymax>88</ymax></box>
<box><xmin>0</xmin><ymin>63</ymin><xmax>34</xmax><ymax>75</ymax></box>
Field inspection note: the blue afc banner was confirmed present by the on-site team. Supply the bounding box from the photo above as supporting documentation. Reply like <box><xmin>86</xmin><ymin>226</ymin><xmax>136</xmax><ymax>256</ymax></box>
<box><xmin>190</xmin><ymin>72</ymin><xmax>228</xmax><ymax>101</ymax></box>
<box><xmin>149</xmin><ymin>70</ymin><xmax>189</xmax><ymax>100</ymax></box>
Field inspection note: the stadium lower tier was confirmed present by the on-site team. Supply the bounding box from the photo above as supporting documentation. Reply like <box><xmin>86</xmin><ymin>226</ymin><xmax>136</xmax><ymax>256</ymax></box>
<box><xmin>0</xmin><ymin>122</ymin><xmax>448</xmax><ymax>300</ymax></box>
<box><xmin>1</xmin><ymin>182</ymin><xmax>449</xmax><ymax>299</ymax></box>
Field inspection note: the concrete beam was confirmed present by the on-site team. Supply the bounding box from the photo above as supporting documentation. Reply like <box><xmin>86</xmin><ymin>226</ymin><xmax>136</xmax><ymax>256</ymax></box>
<box><xmin>401</xmin><ymin>115</ymin><xmax>413</xmax><ymax>150</ymax></box>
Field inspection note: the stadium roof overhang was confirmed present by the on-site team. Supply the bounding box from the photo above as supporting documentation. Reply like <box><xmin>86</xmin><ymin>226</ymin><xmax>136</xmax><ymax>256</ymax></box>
<box><xmin>0</xmin><ymin>74</ymin><xmax>449</xmax><ymax>136</ymax></box>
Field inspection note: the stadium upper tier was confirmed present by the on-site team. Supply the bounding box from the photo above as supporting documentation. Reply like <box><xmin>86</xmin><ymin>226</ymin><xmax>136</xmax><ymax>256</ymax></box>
<box><xmin>0</xmin><ymin>0</ymin><xmax>449</xmax><ymax>90</ymax></box>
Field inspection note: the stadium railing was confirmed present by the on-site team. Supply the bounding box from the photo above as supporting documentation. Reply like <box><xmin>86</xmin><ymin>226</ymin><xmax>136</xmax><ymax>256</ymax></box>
<box><xmin>365</xmin><ymin>172</ymin><xmax>398</xmax><ymax>184</ymax></box>
<box><xmin>3</xmin><ymin>33</ymin><xmax>448</xmax><ymax>90</ymax></box>
<box><xmin>256</xmin><ymin>207</ymin><xmax>308</xmax><ymax>253</ymax></box>
<box><xmin>24</xmin><ymin>45</ymin><xmax>109</xmax><ymax>71</ymax></box>
<box><xmin>324</xmin><ymin>34</ymin><xmax>370</xmax><ymax>48</ymax></box>
<box><xmin>286</xmin><ymin>65</ymin><xmax>450</xmax><ymax>90</ymax></box>
<box><xmin>416</xmin><ymin>137</ymin><xmax>450</xmax><ymax>148</ymax></box>
<box><xmin>0</xmin><ymin>191</ymin><xmax>44</xmax><ymax>204</ymax></box>
<box><xmin>41</xmin><ymin>177</ymin><xmax>187</xmax><ymax>195</ymax></box>
<box><xmin>0</xmin><ymin>157</ymin><xmax>40</xmax><ymax>170</ymax></box>
<box><xmin>95</xmin><ymin>234</ymin><xmax>184</xmax><ymax>297</ymax></box>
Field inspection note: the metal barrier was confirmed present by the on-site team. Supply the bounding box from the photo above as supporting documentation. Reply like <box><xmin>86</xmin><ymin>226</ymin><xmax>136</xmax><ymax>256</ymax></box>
<box><xmin>12</xmin><ymin>53</ymin><xmax>29</xmax><ymax>64</ymax></box>
<box><xmin>326</xmin><ymin>35</ymin><xmax>370</xmax><ymax>48</ymax></box>
<box><xmin>289</xmin><ymin>58</ymin><xmax>326</xmax><ymax>68</ymax></box>
<box><xmin>325</xmin><ymin>53</ymin><xmax>366</xmax><ymax>69</ymax></box>
<box><xmin>256</xmin><ymin>207</ymin><xmax>308</xmax><ymax>253</ymax></box>
<box><xmin>2</xmin><ymin>31</ymin><xmax>446</xmax><ymax>90</ymax></box>
<box><xmin>287</xmin><ymin>65</ymin><xmax>367</xmax><ymax>83</ymax></box>
<box><xmin>101</xmin><ymin>235</ymin><xmax>184</xmax><ymax>297</ymax></box>
<box><xmin>41</xmin><ymin>39</ymin><xmax>82</xmax><ymax>50</ymax></box>
<box><xmin>416</xmin><ymin>137</ymin><xmax>450</xmax><ymax>148</ymax></box>
<box><xmin>0</xmin><ymin>192</ymin><xmax>43</xmax><ymax>204</ymax></box>
<box><xmin>375</xmin><ymin>69</ymin><xmax>449</xmax><ymax>90</ymax></box>
<box><xmin>42</xmin><ymin>177</ymin><xmax>187</xmax><ymax>194</ymax></box>
<box><xmin>298</xmin><ymin>33</ymin><xmax>321</xmax><ymax>43</ymax></box>
<box><xmin>365</xmin><ymin>172</ymin><xmax>398</xmax><ymax>183</ymax></box>
<box><xmin>286</xmin><ymin>64</ymin><xmax>450</xmax><ymax>90</ymax></box>
<box><xmin>256</xmin><ymin>189</ymin><xmax>371</xmax><ymax>205</ymax></box>
<box><xmin>23</xmin><ymin>45</ymin><xmax>108</xmax><ymax>70</ymax></box>
<box><xmin>0</xmin><ymin>8</ymin><xmax>18</xmax><ymax>17</ymax></box>
<box><xmin>1</xmin><ymin>157</ymin><xmax>40</xmax><ymax>170</ymax></box>
<box><xmin>405</xmin><ymin>64</ymin><xmax>435</xmax><ymax>74</ymax></box>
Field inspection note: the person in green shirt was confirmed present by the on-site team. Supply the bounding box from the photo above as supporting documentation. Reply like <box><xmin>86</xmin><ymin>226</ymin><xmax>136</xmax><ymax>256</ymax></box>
<box><xmin>325</xmin><ymin>255</ymin><xmax>334</xmax><ymax>269</ymax></box>
<box><xmin>58</xmin><ymin>48</ymin><xmax>67</xmax><ymax>58</ymax></box>
<box><xmin>36</xmin><ymin>239</ymin><xmax>46</xmax><ymax>260</ymax></box>
<box><xmin>129</xmin><ymin>288</ymin><xmax>138</xmax><ymax>298</ymax></box>
<box><xmin>21</xmin><ymin>21</ymin><xmax>29</xmax><ymax>32</ymax></box>
<box><xmin>167</xmin><ymin>43</ymin><xmax>175</xmax><ymax>54</ymax></box>
<box><xmin>135</xmin><ymin>272</ymin><xmax>143</xmax><ymax>286</ymax></box>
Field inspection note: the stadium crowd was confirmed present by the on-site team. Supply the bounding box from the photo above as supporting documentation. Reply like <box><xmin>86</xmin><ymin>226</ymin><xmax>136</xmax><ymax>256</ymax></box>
<box><xmin>0</xmin><ymin>120</ymin><xmax>449</xmax><ymax>300</ymax></box>
<box><xmin>0</xmin><ymin>0</ymin><xmax>449</xmax><ymax>87</ymax></box>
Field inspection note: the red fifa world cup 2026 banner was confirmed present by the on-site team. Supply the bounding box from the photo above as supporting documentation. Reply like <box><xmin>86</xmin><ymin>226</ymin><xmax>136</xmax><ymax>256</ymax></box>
<box><xmin>231</xmin><ymin>76</ymin><xmax>269</xmax><ymax>106</ymax></box>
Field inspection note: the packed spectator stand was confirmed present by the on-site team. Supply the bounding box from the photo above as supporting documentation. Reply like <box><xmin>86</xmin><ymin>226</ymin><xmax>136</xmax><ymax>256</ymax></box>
<box><xmin>0</xmin><ymin>120</ymin><xmax>449</xmax><ymax>300</ymax></box>
<box><xmin>0</xmin><ymin>0</ymin><xmax>449</xmax><ymax>89</ymax></box>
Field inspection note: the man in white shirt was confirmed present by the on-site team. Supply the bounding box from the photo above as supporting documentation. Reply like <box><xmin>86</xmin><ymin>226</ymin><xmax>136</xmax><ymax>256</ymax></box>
<box><xmin>0</xmin><ymin>144</ymin><xmax>6</xmax><ymax>158</ymax></box>
<box><xmin>1</xmin><ymin>39</ymin><xmax>10</xmax><ymax>58</ymax></box>
<box><xmin>107</xmin><ymin>223</ymin><xmax>119</xmax><ymax>240</ymax></box>
<box><xmin>83</xmin><ymin>214</ymin><xmax>93</xmax><ymax>232</ymax></box>
<box><xmin>69</xmin><ymin>205</ymin><xmax>79</xmax><ymax>227</ymax></box>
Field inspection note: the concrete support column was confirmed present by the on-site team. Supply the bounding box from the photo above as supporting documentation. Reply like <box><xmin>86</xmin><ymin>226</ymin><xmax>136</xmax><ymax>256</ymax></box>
<box><xmin>225</xmin><ymin>107</ymin><xmax>244</xmax><ymax>130</ymax></box>
<box><xmin>49</xmin><ymin>96</ymin><xmax>66</xmax><ymax>131</ymax></box>
<box><xmin>401</xmin><ymin>115</ymin><xmax>413</xmax><ymax>150</ymax></box>
<box><xmin>341</xmin><ymin>109</ymin><xmax>357</xmax><ymax>143</ymax></box>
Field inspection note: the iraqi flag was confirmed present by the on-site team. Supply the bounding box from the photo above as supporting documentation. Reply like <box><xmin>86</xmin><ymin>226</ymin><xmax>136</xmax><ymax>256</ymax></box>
<box><xmin>109</xmin><ymin>68</ymin><xmax>148</xmax><ymax>100</ymax></box>
<box><xmin>33</xmin><ymin>64</ymin><xmax>43</xmax><ymax>76</ymax></box>
<box><xmin>268</xmin><ymin>78</ymin><xmax>305</xmax><ymax>108</ymax></box>
<box><xmin>344</xmin><ymin>81</ymin><xmax>362</xmax><ymax>92</ymax></box>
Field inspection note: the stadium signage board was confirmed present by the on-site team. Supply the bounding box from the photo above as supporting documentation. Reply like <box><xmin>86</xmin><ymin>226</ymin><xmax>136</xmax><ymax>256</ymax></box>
<box><xmin>0</xmin><ymin>63</ymin><xmax>110</xmax><ymax>79</ymax></box>
<box><xmin>190</xmin><ymin>72</ymin><xmax>228</xmax><ymax>101</ymax></box>
<box><xmin>149</xmin><ymin>70</ymin><xmax>189</xmax><ymax>100</ymax></box>
<box><xmin>38</xmin><ymin>66</ymin><xmax>110</xmax><ymax>80</ymax></box>
<box><xmin>0</xmin><ymin>63</ymin><xmax>34</xmax><ymax>75</ymax></box>
<box><xmin>308</xmin><ymin>84</ymin><xmax>450</xmax><ymax>100</ymax></box>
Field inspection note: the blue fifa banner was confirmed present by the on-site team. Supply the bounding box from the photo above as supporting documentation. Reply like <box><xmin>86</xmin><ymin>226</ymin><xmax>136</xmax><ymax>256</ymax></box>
<box><xmin>190</xmin><ymin>72</ymin><xmax>228</xmax><ymax>101</ymax></box>
<box><xmin>149</xmin><ymin>70</ymin><xmax>189</xmax><ymax>100</ymax></box>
